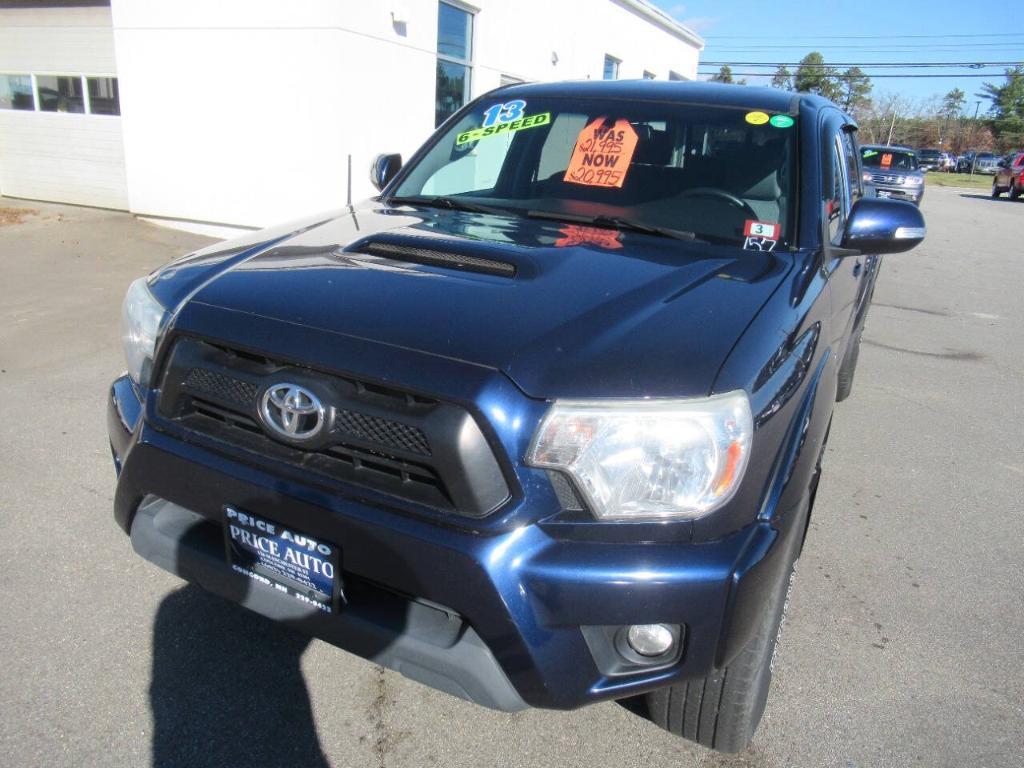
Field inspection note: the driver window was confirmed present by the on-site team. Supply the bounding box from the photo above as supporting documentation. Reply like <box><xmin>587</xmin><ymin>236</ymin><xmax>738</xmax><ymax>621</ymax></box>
<box><xmin>826</xmin><ymin>134</ymin><xmax>850</xmax><ymax>245</ymax></box>
<box><xmin>841</xmin><ymin>131</ymin><xmax>862</xmax><ymax>204</ymax></box>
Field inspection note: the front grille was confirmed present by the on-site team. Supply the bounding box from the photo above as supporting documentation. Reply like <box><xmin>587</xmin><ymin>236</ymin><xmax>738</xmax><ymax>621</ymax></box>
<box><xmin>334</xmin><ymin>408</ymin><xmax>430</xmax><ymax>456</ymax></box>
<box><xmin>871</xmin><ymin>173</ymin><xmax>906</xmax><ymax>185</ymax></box>
<box><xmin>187</xmin><ymin>397</ymin><xmax>447</xmax><ymax>503</ymax></box>
<box><xmin>156</xmin><ymin>337</ymin><xmax>510</xmax><ymax>518</ymax></box>
<box><xmin>184</xmin><ymin>367</ymin><xmax>430</xmax><ymax>456</ymax></box>
<box><xmin>183</xmin><ymin>367</ymin><xmax>258</xmax><ymax>410</ymax></box>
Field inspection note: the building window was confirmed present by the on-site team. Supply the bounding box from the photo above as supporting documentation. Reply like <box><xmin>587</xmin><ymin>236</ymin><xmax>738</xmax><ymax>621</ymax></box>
<box><xmin>87</xmin><ymin>76</ymin><xmax>120</xmax><ymax>115</ymax></box>
<box><xmin>435</xmin><ymin>1</ymin><xmax>473</xmax><ymax>127</ymax></box>
<box><xmin>668</xmin><ymin>71</ymin><xmax>685</xmax><ymax>81</ymax></box>
<box><xmin>643</xmin><ymin>71</ymin><xmax>656</xmax><ymax>80</ymax></box>
<box><xmin>36</xmin><ymin>75</ymin><xmax>86</xmax><ymax>113</ymax></box>
<box><xmin>603</xmin><ymin>55</ymin><xmax>620</xmax><ymax>80</ymax></box>
<box><xmin>0</xmin><ymin>74</ymin><xmax>34</xmax><ymax>110</ymax></box>
<box><xmin>1</xmin><ymin>73</ymin><xmax>119</xmax><ymax>115</ymax></box>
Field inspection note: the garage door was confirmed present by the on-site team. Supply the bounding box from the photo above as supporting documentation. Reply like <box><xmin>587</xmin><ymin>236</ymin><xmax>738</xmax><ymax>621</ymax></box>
<box><xmin>0</xmin><ymin>3</ymin><xmax>127</xmax><ymax>210</ymax></box>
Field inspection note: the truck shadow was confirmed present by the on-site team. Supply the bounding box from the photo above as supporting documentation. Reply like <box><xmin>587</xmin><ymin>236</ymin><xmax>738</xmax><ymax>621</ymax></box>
<box><xmin>145</xmin><ymin>500</ymin><xmax>423</xmax><ymax>768</ymax></box>
<box><xmin>149</xmin><ymin>585</ymin><xmax>330</xmax><ymax>768</ymax></box>
<box><xmin>958</xmin><ymin>193</ymin><xmax>1020</xmax><ymax>203</ymax></box>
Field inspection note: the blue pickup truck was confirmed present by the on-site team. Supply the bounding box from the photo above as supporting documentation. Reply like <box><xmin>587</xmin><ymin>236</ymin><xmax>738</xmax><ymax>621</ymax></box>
<box><xmin>110</xmin><ymin>81</ymin><xmax>925</xmax><ymax>753</ymax></box>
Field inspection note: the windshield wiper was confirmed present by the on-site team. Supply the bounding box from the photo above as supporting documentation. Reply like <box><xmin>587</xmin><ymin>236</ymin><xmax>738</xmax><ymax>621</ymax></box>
<box><xmin>524</xmin><ymin>210</ymin><xmax>699</xmax><ymax>242</ymax></box>
<box><xmin>388</xmin><ymin>195</ymin><xmax>511</xmax><ymax>216</ymax></box>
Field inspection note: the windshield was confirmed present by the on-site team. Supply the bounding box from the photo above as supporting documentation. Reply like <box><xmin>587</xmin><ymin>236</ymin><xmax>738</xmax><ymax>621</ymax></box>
<box><xmin>391</xmin><ymin>96</ymin><xmax>799</xmax><ymax>248</ymax></box>
<box><xmin>918</xmin><ymin>149</ymin><xmax>940</xmax><ymax>157</ymax></box>
<box><xmin>861</xmin><ymin>148</ymin><xmax>918</xmax><ymax>171</ymax></box>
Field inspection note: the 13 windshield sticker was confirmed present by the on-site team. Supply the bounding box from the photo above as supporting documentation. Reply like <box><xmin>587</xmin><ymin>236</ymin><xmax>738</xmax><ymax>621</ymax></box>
<box><xmin>456</xmin><ymin>100</ymin><xmax>552</xmax><ymax>145</ymax></box>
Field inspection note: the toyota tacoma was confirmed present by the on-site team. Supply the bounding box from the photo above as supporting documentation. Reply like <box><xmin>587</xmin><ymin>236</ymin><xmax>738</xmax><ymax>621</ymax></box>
<box><xmin>109</xmin><ymin>81</ymin><xmax>925</xmax><ymax>753</ymax></box>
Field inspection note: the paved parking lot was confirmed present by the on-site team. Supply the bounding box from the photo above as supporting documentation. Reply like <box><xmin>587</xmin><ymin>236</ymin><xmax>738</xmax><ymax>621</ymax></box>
<box><xmin>0</xmin><ymin>187</ymin><xmax>1021</xmax><ymax>768</ymax></box>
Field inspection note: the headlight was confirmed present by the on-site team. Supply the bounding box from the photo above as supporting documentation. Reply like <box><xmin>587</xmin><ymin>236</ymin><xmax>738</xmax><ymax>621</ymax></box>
<box><xmin>527</xmin><ymin>391</ymin><xmax>753</xmax><ymax>521</ymax></box>
<box><xmin>120</xmin><ymin>277</ymin><xmax>166</xmax><ymax>389</ymax></box>
<box><xmin>905</xmin><ymin>176</ymin><xmax>923</xmax><ymax>186</ymax></box>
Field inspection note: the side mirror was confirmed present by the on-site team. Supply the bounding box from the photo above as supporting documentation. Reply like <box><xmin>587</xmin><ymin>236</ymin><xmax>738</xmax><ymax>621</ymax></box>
<box><xmin>370</xmin><ymin>153</ymin><xmax>402</xmax><ymax>192</ymax></box>
<box><xmin>840</xmin><ymin>198</ymin><xmax>925</xmax><ymax>255</ymax></box>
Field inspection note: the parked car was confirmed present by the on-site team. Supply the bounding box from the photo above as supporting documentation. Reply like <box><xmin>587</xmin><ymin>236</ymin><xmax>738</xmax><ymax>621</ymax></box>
<box><xmin>973</xmin><ymin>152</ymin><xmax>1001</xmax><ymax>175</ymax></box>
<box><xmin>958</xmin><ymin>150</ymin><xmax>999</xmax><ymax>174</ymax></box>
<box><xmin>108</xmin><ymin>81</ymin><xmax>925</xmax><ymax>754</ymax></box>
<box><xmin>916</xmin><ymin>148</ymin><xmax>943</xmax><ymax>172</ymax></box>
<box><xmin>956</xmin><ymin>151</ymin><xmax>976</xmax><ymax>173</ymax></box>
<box><xmin>860</xmin><ymin>145</ymin><xmax>925</xmax><ymax>205</ymax></box>
<box><xmin>992</xmin><ymin>152</ymin><xmax>1024</xmax><ymax>199</ymax></box>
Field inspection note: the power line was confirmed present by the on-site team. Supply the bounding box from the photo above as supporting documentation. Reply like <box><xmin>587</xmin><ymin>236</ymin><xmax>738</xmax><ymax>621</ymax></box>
<box><xmin>698</xmin><ymin>72</ymin><xmax>1006</xmax><ymax>78</ymax></box>
<box><xmin>700</xmin><ymin>61</ymin><xmax>1023</xmax><ymax>68</ymax></box>
<box><xmin>703</xmin><ymin>32</ymin><xmax>1024</xmax><ymax>40</ymax></box>
<box><xmin>711</xmin><ymin>43</ymin><xmax>1024</xmax><ymax>50</ymax></box>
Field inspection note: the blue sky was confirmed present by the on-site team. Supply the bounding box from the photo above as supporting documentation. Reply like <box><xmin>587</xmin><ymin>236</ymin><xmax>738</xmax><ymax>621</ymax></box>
<box><xmin>650</xmin><ymin>0</ymin><xmax>1024</xmax><ymax>110</ymax></box>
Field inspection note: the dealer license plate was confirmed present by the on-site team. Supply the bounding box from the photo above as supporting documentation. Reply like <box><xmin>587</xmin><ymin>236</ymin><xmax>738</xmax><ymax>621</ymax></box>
<box><xmin>876</xmin><ymin>190</ymin><xmax>892</xmax><ymax>198</ymax></box>
<box><xmin>224</xmin><ymin>507</ymin><xmax>341</xmax><ymax>613</ymax></box>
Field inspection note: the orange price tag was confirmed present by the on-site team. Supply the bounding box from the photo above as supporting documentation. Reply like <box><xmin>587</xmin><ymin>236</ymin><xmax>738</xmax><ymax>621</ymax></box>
<box><xmin>563</xmin><ymin>117</ymin><xmax>639</xmax><ymax>189</ymax></box>
<box><xmin>881</xmin><ymin>153</ymin><xmax>893</xmax><ymax>169</ymax></box>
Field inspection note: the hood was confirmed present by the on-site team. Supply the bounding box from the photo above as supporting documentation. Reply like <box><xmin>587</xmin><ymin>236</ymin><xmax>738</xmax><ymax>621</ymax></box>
<box><xmin>153</xmin><ymin>202</ymin><xmax>792</xmax><ymax>399</ymax></box>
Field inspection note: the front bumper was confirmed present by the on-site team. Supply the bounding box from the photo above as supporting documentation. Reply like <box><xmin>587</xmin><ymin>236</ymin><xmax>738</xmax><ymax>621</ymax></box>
<box><xmin>109</xmin><ymin>376</ymin><xmax>806</xmax><ymax>712</ymax></box>
<box><xmin>873</xmin><ymin>185</ymin><xmax>924</xmax><ymax>204</ymax></box>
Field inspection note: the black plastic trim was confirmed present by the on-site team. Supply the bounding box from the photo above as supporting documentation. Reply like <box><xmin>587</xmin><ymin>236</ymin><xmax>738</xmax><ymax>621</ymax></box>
<box><xmin>129</xmin><ymin>497</ymin><xmax>528</xmax><ymax>712</ymax></box>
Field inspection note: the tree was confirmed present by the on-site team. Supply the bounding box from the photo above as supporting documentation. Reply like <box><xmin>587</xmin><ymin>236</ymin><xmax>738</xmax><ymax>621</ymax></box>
<box><xmin>793</xmin><ymin>52</ymin><xmax>841</xmax><ymax>102</ymax></box>
<box><xmin>856</xmin><ymin>92</ymin><xmax>914</xmax><ymax>145</ymax></box>
<box><xmin>709</xmin><ymin>65</ymin><xmax>734</xmax><ymax>84</ymax></box>
<box><xmin>839</xmin><ymin>67</ymin><xmax>872</xmax><ymax>112</ymax></box>
<box><xmin>979</xmin><ymin>66</ymin><xmax>1024</xmax><ymax>150</ymax></box>
<box><xmin>978</xmin><ymin>66</ymin><xmax>1024</xmax><ymax>116</ymax></box>
<box><xmin>771</xmin><ymin>64</ymin><xmax>792</xmax><ymax>90</ymax></box>
<box><xmin>942</xmin><ymin>88</ymin><xmax>966</xmax><ymax>119</ymax></box>
<box><xmin>939</xmin><ymin>89</ymin><xmax>965</xmax><ymax>150</ymax></box>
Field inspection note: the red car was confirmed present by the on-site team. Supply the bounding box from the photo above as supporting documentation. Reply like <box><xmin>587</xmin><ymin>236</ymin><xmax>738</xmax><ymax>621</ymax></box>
<box><xmin>992</xmin><ymin>152</ymin><xmax>1024</xmax><ymax>199</ymax></box>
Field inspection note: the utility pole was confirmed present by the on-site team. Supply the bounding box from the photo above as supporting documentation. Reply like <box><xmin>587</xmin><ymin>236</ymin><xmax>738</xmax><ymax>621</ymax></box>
<box><xmin>970</xmin><ymin>100</ymin><xmax>982</xmax><ymax>175</ymax></box>
<box><xmin>886</xmin><ymin>107</ymin><xmax>898</xmax><ymax>146</ymax></box>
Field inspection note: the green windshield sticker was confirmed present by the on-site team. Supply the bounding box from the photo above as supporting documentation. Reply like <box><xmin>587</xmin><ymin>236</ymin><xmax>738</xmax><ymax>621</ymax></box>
<box><xmin>769</xmin><ymin>114</ymin><xmax>794</xmax><ymax>128</ymax></box>
<box><xmin>862</xmin><ymin>149</ymin><xmax>878</xmax><ymax>158</ymax></box>
<box><xmin>456</xmin><ymin>112</ymin><xmax>552</xmax><ymax>145</ymax></box>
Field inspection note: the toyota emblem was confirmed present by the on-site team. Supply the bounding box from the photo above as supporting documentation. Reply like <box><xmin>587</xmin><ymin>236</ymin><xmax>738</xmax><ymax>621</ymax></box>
<box><xmin>259</xmin><ymin>383</ymin><xmax>325</xmax><ymax>442</ymax></box>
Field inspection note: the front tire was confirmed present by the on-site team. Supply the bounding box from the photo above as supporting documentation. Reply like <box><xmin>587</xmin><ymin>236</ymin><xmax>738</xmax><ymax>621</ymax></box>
<box><xmin>1011</xmin><ymin>182</ymin><xmax>1020</xmax><ymax>201</ymax></box>
<box><xmin>836</xmin><ymin>327</ymin><xmax>862</xmax><ymax>402</ymax></box>
<box><xmin>643</xmin><ymin>548</ymin><xmax>800</xmax><ymax>753</ymax></box>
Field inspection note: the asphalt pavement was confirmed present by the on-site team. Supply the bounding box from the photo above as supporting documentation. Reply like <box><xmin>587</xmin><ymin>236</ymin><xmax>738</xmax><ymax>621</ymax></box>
<box><xmin>0</xmin><ymin>186</ymin><xmax>1021</xmax><ymax>768</ymax></box>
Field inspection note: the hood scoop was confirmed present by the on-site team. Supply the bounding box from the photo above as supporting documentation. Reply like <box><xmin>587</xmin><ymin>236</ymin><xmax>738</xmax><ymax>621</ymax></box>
<box><xmin>347</xmin><ymin>236</ymin><xmax>517</xmax><ymax>278</ymax></box>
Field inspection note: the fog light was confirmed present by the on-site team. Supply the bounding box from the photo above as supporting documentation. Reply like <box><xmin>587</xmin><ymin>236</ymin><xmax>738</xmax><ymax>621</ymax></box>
<box><xmin>626</xmin><ymin>624</ymin><xmax>675</xmax><ymax>657</ymax></box>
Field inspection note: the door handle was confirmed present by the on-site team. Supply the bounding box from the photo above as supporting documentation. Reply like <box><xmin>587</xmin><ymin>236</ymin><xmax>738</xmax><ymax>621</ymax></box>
<box><xmin>852</xmin><ymin>259</ymin><xmax>863</xmax><ymax>277</ymax></box>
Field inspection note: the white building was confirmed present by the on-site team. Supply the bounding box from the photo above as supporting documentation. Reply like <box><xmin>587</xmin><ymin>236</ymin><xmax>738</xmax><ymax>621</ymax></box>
<box><xmin>0</xmin><ymin>1</ymin><xmax>703</xmax><ymax>228</ymax></box>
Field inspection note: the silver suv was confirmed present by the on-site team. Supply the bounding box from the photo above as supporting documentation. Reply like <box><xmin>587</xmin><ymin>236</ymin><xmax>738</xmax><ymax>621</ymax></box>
<box><xmin>860</xmin><ymin>145</ymin><xmax>924</xmax><ymax>206</ymax></box>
